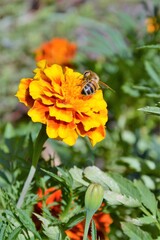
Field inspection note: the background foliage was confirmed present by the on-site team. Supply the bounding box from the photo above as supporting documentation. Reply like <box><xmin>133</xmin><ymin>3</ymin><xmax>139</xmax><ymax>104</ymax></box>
<box><xmin>0</xmin><ymin>0</ymin><xmax>160</xmax><ymax>239</ymax></box>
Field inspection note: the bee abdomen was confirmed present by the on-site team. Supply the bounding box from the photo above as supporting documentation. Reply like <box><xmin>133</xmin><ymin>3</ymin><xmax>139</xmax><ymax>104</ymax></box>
<box><xmin>81</xmin><ymin>82</ymin><xmax>96</xmax><ymax>95</ymax></box>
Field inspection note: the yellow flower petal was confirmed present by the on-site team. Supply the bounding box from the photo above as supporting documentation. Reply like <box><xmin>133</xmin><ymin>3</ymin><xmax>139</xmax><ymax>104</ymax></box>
<box><xmin>87</xmin><ymin>125</ymin><xmax>106</xmax><ymax>146</ymax></box>
<box><xmin>28</xmin><ymin>101</ymin><xmax>48</xmax><ymax>124</ymax></box>
<box><xmin>46</xmin><ymin>119</ymin><xmax>59</xmax><ymax>138</ymax></box>
<box><xmin>49</xmin><ymin>106</ymin><xmax>73</xmax><ymax>122</ymax></box>
<box><xmin>15</xmin><ymin>78</ymin><xmax>33</xmax><ymax>106</ymax></box>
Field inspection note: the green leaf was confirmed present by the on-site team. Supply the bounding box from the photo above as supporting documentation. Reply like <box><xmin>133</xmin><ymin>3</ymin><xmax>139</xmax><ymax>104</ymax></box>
<box><xmin>34</xmin><ymin>213</ymin><xmax>65</xmax><ymax>240</ymax></box>
<box><xmin>144</xmin><ymin>61</ymin><xmax>160</xmax><ymax>86</ymax></box>
<box><xmin>0</xmin><ymin>223</ymin><xmax>6</xmax><ymax>239</ymax></box>
<box><xmin>69</xmin><ymin>166</ymin><xmax>89</xmax><ymax>187</ymax></box>
<box><xmin>41</xmin><ymin>169</ymin><xmax>65</xmax><ymax>183</ymax></box>
<box><xmin>8</xmin><ymin>227</ymin><xmax>22</xmax><ymax>240</ymax></box>
<box><xmin>121</xmin><ymin>222</ymin><xmax>152</xmax><ymax>240</ymax></box>
<box><xmin>128</xmin><ymin>216</ymin><xmax>157</xmax><ymax>226</ymax></box>
<box><xmin>84</xmin><ymin>166</ymin><xmax>120</xmax><ymax>192</ymax></box>
<box><xmin>17</xmin><ymin>209</ymin><xmax>41</xmax><ymax>239</ymax></box>
<box><xmin>138</xmin><ymin>106</ymin><xmax>160</xmax><ymax>116</ymax></box>
<box><xmin>109</xmin><ymin>173</ymin><xmax>141</xmax><ymax>202</ymax></box>
<box><xmin>104</xmin><ymin>190</ymin><xmax>140</xmax><ymax>207</ymax></box>
<box><xmin>134</xmin><ymin>180</ymin><xmax>157</xmax><ymax>216</ymax></box>
<box><xmin>65</xmin><ymin>211</ymin><xmax>85</xmax><ymax>229</ymax></box>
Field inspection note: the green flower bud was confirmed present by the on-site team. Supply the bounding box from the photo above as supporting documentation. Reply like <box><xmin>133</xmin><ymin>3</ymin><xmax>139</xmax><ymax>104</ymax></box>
<box><xmin>85</xmin><ymin>183</ymin><xmax>104</xmax><ymax>213</ymax></box>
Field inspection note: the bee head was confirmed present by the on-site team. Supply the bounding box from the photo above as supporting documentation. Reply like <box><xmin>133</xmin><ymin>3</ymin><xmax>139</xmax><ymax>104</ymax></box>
<box><xmin>83</xmin><ymin>70</ymin><xmax>91</xmax><ymax>78</ymax></box>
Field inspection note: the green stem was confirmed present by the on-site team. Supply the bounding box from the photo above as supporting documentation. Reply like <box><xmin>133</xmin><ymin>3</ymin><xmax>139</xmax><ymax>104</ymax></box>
<box><xmin>16</xmin><ymin>124</ymin><xmax>48</xmax><ymax>209</ymax></box>
<box><xmin>60</xmin><ymin>191</ymin><xmax>73</xmax><ymax>219</ymax></box>
<box><xmin>83</xmin><ymin>210</ymin><xmax>94</xmax><ymax>240</ymax></box>
<box><xmin>16</xmin><ymin>165</ymin><xmax>36</xmax><ymax>208</ymax></box>
<box><xmin>32</xmin><ymin>124</ymin><xmax>48</xmax><ymax>168</ymax></box>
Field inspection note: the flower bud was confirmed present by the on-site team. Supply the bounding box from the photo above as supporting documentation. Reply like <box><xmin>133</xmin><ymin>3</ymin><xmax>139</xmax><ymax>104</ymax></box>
<box><xmin>85</xmin><ymin>183</ymin><xmax>104</xmax><ymax>213</ymax></box>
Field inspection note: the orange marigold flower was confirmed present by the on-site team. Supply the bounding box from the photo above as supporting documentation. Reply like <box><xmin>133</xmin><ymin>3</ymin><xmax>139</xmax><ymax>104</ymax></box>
<box><xmin>146</xmin><ymin>17</ymin><xmax>160</xmax><ymax>33</ymax></box>
<box><xmin>35</xmin><ymin>38</ymin><xmax>77</xmax><ymax>66</ymax></box>
<box><xmin>37</xmin><ymin>187</ymin><xmax>62</xmax><ymax>212</ymax></box>
<box><xmin>33</xmin><ymin>187</ymin><xmax>62</xmax><ymax>230</ymax></box>
<box><xmin>16</xmin><ymin>60</ymin><xmax>108</xmax><ymax>146</ymax></box>
<box><xmin>66</xmin><ymin>211</ymin><xmax>113</xmax><ymax>240</ymax></box>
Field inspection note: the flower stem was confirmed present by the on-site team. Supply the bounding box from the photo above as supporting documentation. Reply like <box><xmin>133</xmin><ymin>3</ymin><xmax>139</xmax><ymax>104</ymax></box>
<box><xmin>16</xmin><ymin>124</ymin><xmax>48</xmax><ymax>208</ymax></box>
<box><xmin>83</xmin><ymin>210</ymin><xmax>94</xmax><ymax>240</ymax></box>
<box><xmin>16</xmin><ymin>165</ymin><xmax>36</xmax><ymax>208</ymax></box>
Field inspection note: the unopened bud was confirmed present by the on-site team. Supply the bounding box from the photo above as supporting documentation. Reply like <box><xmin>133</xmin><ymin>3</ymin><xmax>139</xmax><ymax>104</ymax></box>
<box><xmin>85</xmin><ymin>183</ymin><xmax>104</xmax><ymax>213</ymax></box>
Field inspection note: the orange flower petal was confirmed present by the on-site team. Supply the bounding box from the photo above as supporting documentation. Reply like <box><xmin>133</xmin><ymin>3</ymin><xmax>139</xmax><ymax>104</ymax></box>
<box><xmin>28</xmin><ymin>101</ymin><xmax>48</xmax><ymax>124</ymax></box>
<box><xmin>87</xmin><ymin>125</ymin><xmax>106</xmax><ymax>146</ymax></box>
<box><xmin>15</xmin><ymin>78</ymin><xmax>33</xmax><ymax>107</ymax></box>
<box><xmin>49</xmin><ymin>106</ymin><xmax>73</xmax><ymax>122</ymax></box>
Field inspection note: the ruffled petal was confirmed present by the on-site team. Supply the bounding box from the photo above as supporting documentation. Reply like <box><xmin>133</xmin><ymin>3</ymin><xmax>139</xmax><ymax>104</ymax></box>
<box><xmin>15</xmin><ymin>78</ymin><xmax>33</xmax><ymax>107</ymax></box>
<box><xmin>49</xmin><ymin>106</ymin><xmax>73</xmax><ymax>122</ymax></box>
<box><xmin>28</xmin><ymin>101</ymin><xmax>48</xmax><ymax>124</ymax></box>
<box><xmin>87</xmin><ymin>125</ymin><xmax>106</xmax><ymax>146</ymax></box>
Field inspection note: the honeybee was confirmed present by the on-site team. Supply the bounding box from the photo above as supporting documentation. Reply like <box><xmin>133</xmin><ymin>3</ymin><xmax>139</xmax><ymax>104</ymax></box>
<box><xmin>81</xmin><ymin>70</ymin><xmax>114</xmax><ymax>95</ymax></box>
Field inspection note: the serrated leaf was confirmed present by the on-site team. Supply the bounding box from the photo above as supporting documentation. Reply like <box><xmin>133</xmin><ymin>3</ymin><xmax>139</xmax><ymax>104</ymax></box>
<box><xmin>104</xmin><ymin>190</ymin><xmax>140</xmax><ymax>207</ymax></box>
<box><xmin>144</xmin><ymin>61</ymin><xmax>160</xmax><ymax>86</ymax></box>
<box><xmin>65</xmin><ymin>211</ymin><xmax>85</xmax><ymax>229</ymax></box>
<box><xmin>138</xmin><ymin>106</ymin><xmax>160</xmax><ymax>116</ymax></box>
<box><xmin>69</xmin><ymin>166</ymin><xmax>88</xmax><ymax>187</ymax></box>
<box><xmin>8</xmin><ymin>227</ymin><xmax>22</xmax><ymax>240</ymax></box>
<box><xmin>17</xmin><ymin>209</ymin><xmax>41</xmax><ymax>239</ymax></box>
<box><xmin>127</xmin><ymin>216</ymin><xmax>157</xmax><ymax>226</ymax></box>
<box><xmin>41</xmin><ymin>168</ymin><xmax>64</xmax><ymax>183</ymax></box>
<box><xmin>109</xmin><ymin>173</ymin><xmax>141</xmax><ymax>202</ymax></box>
<box><xmin>34</xmin><ymin>213</ymin><xmax>64</xmax><ymax>240</ymax></box>
<box><xmin>134</xmin><ymin>180</ymin><xmax>157</xmax><ymax>216</ymax></box>
<box><xmin>0</xmin><ymin>223</ymin><xmax>6</xmax><ymax>239</ymax></box>
<box><xmin>43</xmin><ymin>226</ymin><xmax>63</xmax><ymax>240</ymax></box>
<box><xmin>84</xmin><ymin>166</ymin><xmax>120</xmax><ymax>192</ymax></box>
<box><xmin>121</xmin><ymin>222</ymin><xmax>152</xmax><ymax>240</ymax></box>
<box><xmin>57</xmin><ymin>167</ymin><xmax>73</xmax><ymax>186</ymax></box>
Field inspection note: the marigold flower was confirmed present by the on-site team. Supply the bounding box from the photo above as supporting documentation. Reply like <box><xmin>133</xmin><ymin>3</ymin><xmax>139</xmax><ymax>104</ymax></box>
<box><xmin>37</xmin><ymin>187</ymin><xmax>62</xmax><ymax>211</ymax></box>
<box><xmin>35</xmin><ymin>38</ymin><xmax>77</xmax><ymax>66</ymax></box>
<box><xmin>146</xmin><ymin>17</ymin><xmax>160</xmax><ymax>33</ymax></box>
<box><xmin>33</xmin><ymin>187</ymin><xmax>62</xmax><ymax>230</ymax></box>
<box><xmin>16</xmin><ymin>60</ymin><xmax>108</xmax><ymax>146</ymax></box>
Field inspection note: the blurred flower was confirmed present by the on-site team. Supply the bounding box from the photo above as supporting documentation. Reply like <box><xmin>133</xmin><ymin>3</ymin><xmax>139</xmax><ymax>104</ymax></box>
<box><xmin>146</xmin><ymin>17</ymin><xmax>160</xmax><ymax>33</ymax></box>
<box><xmin>16</xmin><ymin>60</ymin><xmax>108</xmax><ymax>146</ymax></box>
<box><xmin>35</xmin><ymin>38</ymin><xmax>77</xmax><ymax>66</ymax></box>
<box><xmin>32</xmin><ymin>187</ymin><xmax>62</xmax><ymax>230</ymax></box>
<box><xmin>66</xmin><ymin>211</ymin><xmax>113</xmax><ymax>240</ymax></box>
<box><xmin>33</xmin><ymin>187</ymin><xmax>112</xmax><ymax>240</ymax></box>
<box><xmin>36</xmin><ymin>187</ymin><xmax>62</xmax><ymax>212</ymax></box>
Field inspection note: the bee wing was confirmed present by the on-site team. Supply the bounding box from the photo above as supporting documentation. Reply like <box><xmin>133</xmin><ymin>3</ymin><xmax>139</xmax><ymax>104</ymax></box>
<box><xmin>99</xmin><ymin>81</ymin><xmax>115</xmax><ymax>93</ymax></box>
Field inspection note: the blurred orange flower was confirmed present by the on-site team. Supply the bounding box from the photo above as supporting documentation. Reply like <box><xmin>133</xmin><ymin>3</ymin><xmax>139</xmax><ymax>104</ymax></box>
<box><xmin>146</xmin><ymin>17</ymin><xmax>160</xmax><ymax>33</ymax></box>
<box><xmin>35</xmin><ymin>38</ymin><xmax>77</xmax><ymax>66</ymax></box>
<box><xmin>66</xmin><ymin>211</ymin><xmax>113</xmax><ymax>240</ymax></box>
<box><xmin>33</xmin><ymin>187</ymin><xmax>112</xmax><ymax>240</ymax></box>
<box><xmin>37</xmin><ymin>187</ymin><xmax>62</xmax><ymax>213</ymax></box>
<box><xmin>16</xmin><ymin>60</ymin><xmax>108</xmax><ymax>146</ymax></box>
<box><xmin>33</xmin><ymin>187</ymin><xmax>62</xmax><ymax>230</ymax></box>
